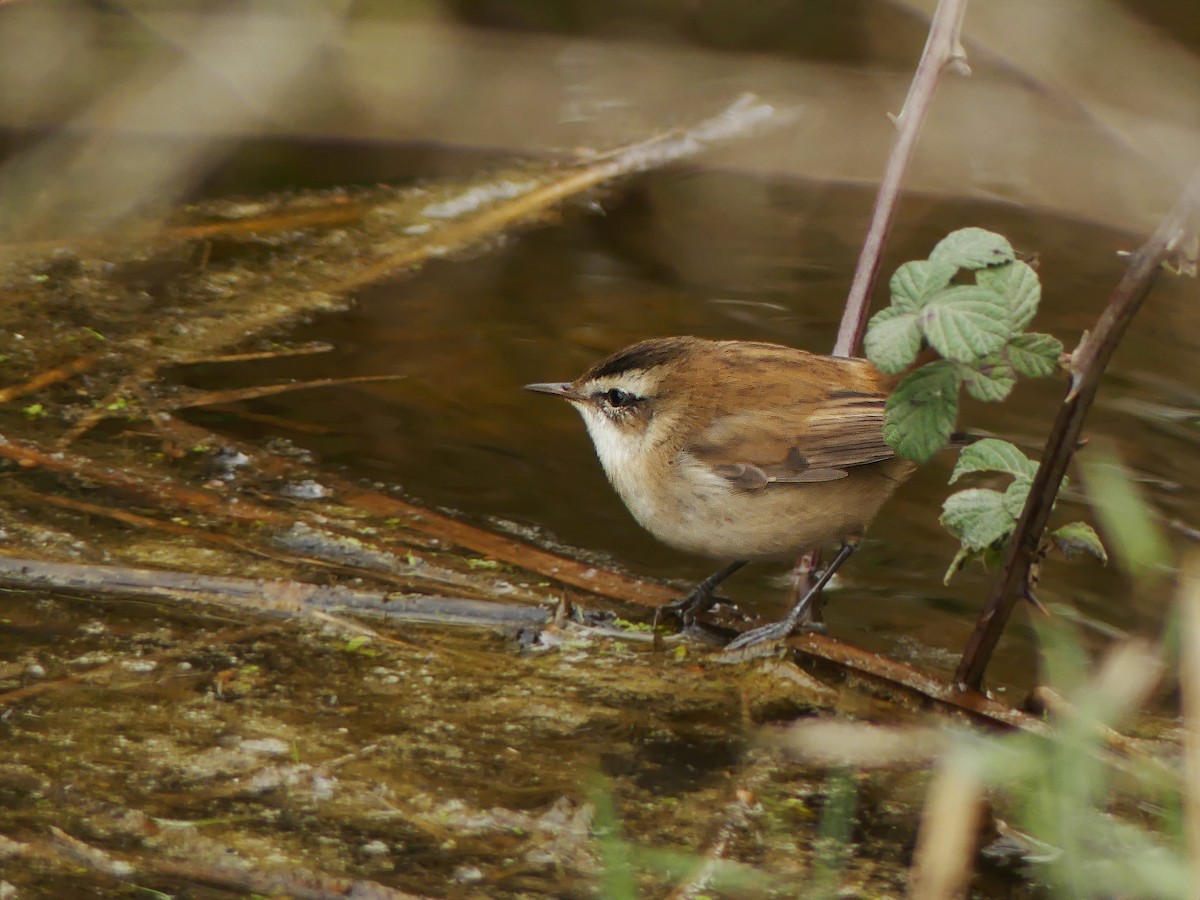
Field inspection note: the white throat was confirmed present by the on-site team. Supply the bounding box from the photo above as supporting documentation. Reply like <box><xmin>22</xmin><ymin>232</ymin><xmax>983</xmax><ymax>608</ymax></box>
<box><xmin>575</xmin><ymin>404</ymin><xmax>645</xmax><ymax>479</ymax></box>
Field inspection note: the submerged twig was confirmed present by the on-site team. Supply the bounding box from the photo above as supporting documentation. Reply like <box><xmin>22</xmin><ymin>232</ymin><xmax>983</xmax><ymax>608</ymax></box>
<box><xmin>0</xmin><ymin>553</ymin><xmax>550</xmax><ymax>630</ymax></box>
<box><xmin>0</xmin><ymin>354</ymin><xmax>98</xmax><ymax>404</ymax></box>
<box><xmin>956</xmin><ymin>168</ymin><xmax>1200</xmax><ymax>689</ymax></box>
<box><xmin>164</xmin><ymin>373</ymin><xmax>406</xmax><ymax>409</ymax></box>
<box><xmin>164</xmin><ymin>342</ymin><xmax>335</xmax><ymax>366</ymax></box>
<box><xmin>58</xmin><ymin>365</ymin><xmax>156</xmax><ymax>446</ymax></box>
<box><xmin>833</xmin><ymin>0</ymin><xmax>970</xmax><ymax>358</ymax></box>
<box><xmin>162</xmin><ymin>202</ymin><xmax>368</xmax><ymax>241</ymax></box>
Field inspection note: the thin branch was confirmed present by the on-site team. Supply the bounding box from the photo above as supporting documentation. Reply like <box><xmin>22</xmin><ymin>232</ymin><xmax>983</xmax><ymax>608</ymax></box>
<box><xmin>832</xmin><ymin>0</ymin><xmax>970</xmax><ymax>358</ymax></box>
<box><xmin>956</xmin><ymin>168</ymin><xmax>1200</xmax><ymax>689</ymax></box>
<box><xmin>58</xmin><ymin>365</ymin><xmax>156</xmax><ymax>446</ymax></box>
<box><xmin>164</xmin><ymin>373</ymin><xmax>406</xmax><ymax>409</ymax></box>
<box><xmin>0</xmin><ymin>354</ymin><xmax>98</xmax><ymax>404</ymax></box>
<box><xmin>163</xmin><ymin>342</ymin><xmax>334</xmax><ymax>366</ymax></box>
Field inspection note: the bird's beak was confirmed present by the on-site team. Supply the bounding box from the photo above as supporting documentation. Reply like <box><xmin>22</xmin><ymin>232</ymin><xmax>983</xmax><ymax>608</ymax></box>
<box><xmin>524</xmin><ymin>382</ymin><xmax>585</xmax><ymax>402</ymax></box>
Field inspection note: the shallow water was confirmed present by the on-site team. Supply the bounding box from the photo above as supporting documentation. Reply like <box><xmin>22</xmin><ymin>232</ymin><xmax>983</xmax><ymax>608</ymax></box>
<box><xmin>175</xmin><ymin>169</ymin><xmax>1198</xmax><ymax>689</ymax></box>
<box><xmin>3</xmin><ymin>6</ymin><xmax>1196</xmax><ymax>895</ymax></box>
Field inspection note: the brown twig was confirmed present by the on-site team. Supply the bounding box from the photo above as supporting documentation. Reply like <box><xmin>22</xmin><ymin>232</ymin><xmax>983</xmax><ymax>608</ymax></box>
<box><xmin>0</xmin><ymin>354</ymin><xmax>99</xmax><ymax>403</ymax></box>
<box><xmin>58</xmin><ymin>365</ymin><xmax>157</xmax><ymax>446</ymax></box>
<box><xmin>786</xmin><ymin>631</ymin><xmax>1041</xmax><ymax>732</ymax></box>
<box><xmin>832</xmin><ymin>0</ymin><xmax>970</xmax><ymax>359</ymax></box>
<box><xmin>161</xmin><ymin>201</ymin><xmax>368</xmax><ymax>241</ymax></box>
<box><xmin>188</xmin><ymin>403</ymin><xmax>334</xmax><ymax>434</ymax></box>
<box><xmin>955</xmin><ymin>168</ymin><xmax>1200</xmax><ymax>689</ymax></box>
<box><xmin>164</xmin><ymin>373</ymin><xmax>406</xmax><ymax>409</ymax></box>
<box><xmin>163</xmin><ymin>342</ymin><xmax>334</xmax><ymax>366</ymax></box>
<box><xmin>2</xmin><ymin>416</ymin><xmax>1042</xmax><ymax>731</ymax></box>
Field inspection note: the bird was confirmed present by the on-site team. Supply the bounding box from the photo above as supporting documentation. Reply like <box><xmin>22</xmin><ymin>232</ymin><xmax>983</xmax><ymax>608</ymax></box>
<box><xmin>525</xmin><ymin>335</ymin><xmax>915</xmax><ymax>649</ymax></box>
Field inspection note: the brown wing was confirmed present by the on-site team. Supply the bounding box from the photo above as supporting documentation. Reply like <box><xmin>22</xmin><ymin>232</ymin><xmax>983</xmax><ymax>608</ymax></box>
<box><xmin>687</xmin><ymin>355</ymin><xmax>894</xmax><ymax>490</ymax></box>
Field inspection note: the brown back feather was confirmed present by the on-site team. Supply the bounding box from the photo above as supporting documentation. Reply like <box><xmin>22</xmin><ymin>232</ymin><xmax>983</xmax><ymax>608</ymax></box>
<box><xmin>682</xmin><ymin>340</ymin><xmax>895</xmax><ymax>487</ymax></box>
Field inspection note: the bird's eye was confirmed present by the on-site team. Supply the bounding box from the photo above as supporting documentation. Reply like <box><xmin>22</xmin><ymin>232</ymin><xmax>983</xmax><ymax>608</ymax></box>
<box><xmin>600</xmin><ymin>388</ymin><xmax>636</xmax><ymax>409</ymax></box>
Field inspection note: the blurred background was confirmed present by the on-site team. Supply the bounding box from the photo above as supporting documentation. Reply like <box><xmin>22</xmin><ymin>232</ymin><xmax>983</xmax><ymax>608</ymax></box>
<box><xmin>1</xmin><ymin>0</ymin><xmax>1198</xmax><ymax>684</ymax></box>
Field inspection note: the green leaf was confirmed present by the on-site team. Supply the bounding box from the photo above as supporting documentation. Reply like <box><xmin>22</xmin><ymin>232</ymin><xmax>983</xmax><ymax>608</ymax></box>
<box><xmin>1007</xmin><ymin>332</ymin><xmax>1063</xmax><ymax>378</ymax></box>
<box><xmin>976</xmin><ymin>260</ymin><xmax>1041</xmax><ymax>330</ymax></box>
<box><xmin>883</xmin><ymin>361</ymin><xmax>961</xmax><ymax>463</ymax></box>
<box><xmin>343</xmin><ymin>635</ymin><xmax>371</xmax><ymax>653</ymax></box>
<box><xmin>941</xmin><ymin>488</ymin><xmax>1015</xmax><ymax>551</ymax></box>
<box><xmin>1003</xmin><ymin>475</ymin><xmax>1033</xmax><ymax>518</ymax></box>
<box><xmin>918</xmin><ymin>285</ymin><xmax>1013</xmax><ymax>363</ymax></box>
<box><xmin>950</xmin><ymin>438</ymin><xmax>1038</xmax><ymax>483</ymax></box>
<box><xmin>928</xmin><ymin>228</ymin><xmax>1015</xmax><ymax>270</ymax></box>
<box><xmin>864</xmin><ymin>307</ymin><xmax>922</xmax><ymax>374</ymax></box>
<box><xmin>957</xmin><ymin>357</ymin><xmax>1016</xmax><ymax>402</ymax></box>
<box><xmin>889</xmin><ymin>259</ymin><xmax>958</xmax><ymax>311</ymax></box>
<box><xmin>1049</xmin><ymin>522</ymin><xmax>1108</xmax><ymax>563</ymax></box>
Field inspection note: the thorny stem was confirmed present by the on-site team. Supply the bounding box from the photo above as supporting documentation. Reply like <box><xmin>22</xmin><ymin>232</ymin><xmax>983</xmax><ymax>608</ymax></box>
<box><xmin>832</xmin><ymin>0</ymin><xmax>970</xmax><ymax>359</ymax></box>
<box><xmin>955</xmin><ymin>169</ymin><xmax>1200</xmax><ymax>690</ymax></box>
<box><xmin>802</xmin><ymin>0</ymin><xmax>968</xmax><ymax>610</ymax></box>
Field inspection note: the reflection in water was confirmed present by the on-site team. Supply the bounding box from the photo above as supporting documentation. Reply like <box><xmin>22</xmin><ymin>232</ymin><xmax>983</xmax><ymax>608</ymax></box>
<box><xmin>183</xmin><ymin>171</ymin><xmax>1197</xmax><ymax>687</ymax></box>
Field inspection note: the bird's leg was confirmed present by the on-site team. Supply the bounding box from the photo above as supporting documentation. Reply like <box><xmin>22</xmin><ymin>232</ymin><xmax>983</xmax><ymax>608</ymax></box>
<box><xmin>656</xmin><ymin>560</ymin><xmax>748</xmax><ymax>627</ymax></box>
<box><xmin>788</xmin><ymin>550</ymin><xmax>827</xmax><ymax>631</ymax></box>
<box><xmin>722</xmin><ymin>542</ymin><xmax>859</xmax><ymax>651</ymax></box>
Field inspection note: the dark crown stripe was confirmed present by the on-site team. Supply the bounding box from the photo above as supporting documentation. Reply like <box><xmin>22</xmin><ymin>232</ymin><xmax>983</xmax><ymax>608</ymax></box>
<box><xmin>583</xmin><ymin>337</ymin><xmax>695</xmax><ymax>381</ymax></box>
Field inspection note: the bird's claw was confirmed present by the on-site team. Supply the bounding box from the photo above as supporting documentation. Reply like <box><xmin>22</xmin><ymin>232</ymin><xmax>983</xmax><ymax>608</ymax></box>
<box><xmin>723</xmin><ymin>620</ymin><xmax>793</xmax><ymax>652</ymax></box>
<box><xmin>722</xmin><ymin>611</ymin><xmax>824</xmax><ymax>652</ymax></box>
<box><xmin>657</xmin><ymin>590</ymin><xmax>735</xmax><ymax>626</ymax></box>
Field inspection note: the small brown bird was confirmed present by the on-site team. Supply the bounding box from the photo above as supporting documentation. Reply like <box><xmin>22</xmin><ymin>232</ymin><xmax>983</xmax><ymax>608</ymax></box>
<box><xmin>526</xmin><ymin>336</ymin><xmax>914</xmax><ymax>649</ymax></box>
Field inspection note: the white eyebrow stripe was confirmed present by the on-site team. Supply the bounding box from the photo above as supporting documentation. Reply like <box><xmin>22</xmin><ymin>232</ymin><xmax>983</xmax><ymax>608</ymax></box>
<box><xmin>579</xmin><ymin>371</ymin><xmax>657</xmax><ymax>399</ymax></box>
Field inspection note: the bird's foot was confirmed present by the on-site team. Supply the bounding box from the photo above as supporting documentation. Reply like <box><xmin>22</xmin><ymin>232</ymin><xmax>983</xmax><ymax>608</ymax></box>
<box><xmin>654</xmin><ymin>561</ymin><xmax>749</xmax><ymax>633</ymax></box>
<box><xmin>722</xmin><ymin>612</ymin><xmax>825</xmax><ymax>653</ymax></box>
<box><xmin>723</xmin><ymin>542</ymin><xmax>855</xmax><ymax>651</ymax></box>
<box><xmin>654</xmin><ymin>588</ymin><xmax>732</xmax><ymax>629</ymax></box>
<box><xmin>722</xmin><ymin>583</ymin><xmax>828</xmax><ymax>651</ymax></box>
